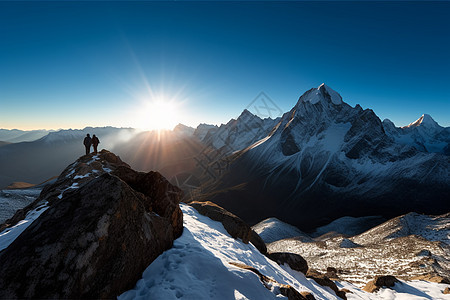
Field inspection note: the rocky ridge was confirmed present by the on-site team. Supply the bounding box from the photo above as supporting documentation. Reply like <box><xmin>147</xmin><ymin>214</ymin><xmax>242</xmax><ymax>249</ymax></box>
<box><xmin>0</xmin><ymin>150</ymin><xmax>183</xmax><ymax>299</ymax></box>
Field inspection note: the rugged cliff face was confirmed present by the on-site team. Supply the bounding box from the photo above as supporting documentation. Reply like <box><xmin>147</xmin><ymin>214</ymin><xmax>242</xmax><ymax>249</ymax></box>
<box><xmin>0</xmin><ymin>150</ymin><xmax>183</xmax><ymax>299</ymax></box>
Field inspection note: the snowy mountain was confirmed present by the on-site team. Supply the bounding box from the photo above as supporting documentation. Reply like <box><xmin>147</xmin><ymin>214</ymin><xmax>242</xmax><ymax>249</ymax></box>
<box><xmin>194</xmin><ymin>123</ymin><xmax>219</xmax><ymax>140</ymax></box>
<box><xmin>252</xmin><ymin>217</ymin><xmax>313</xmax><ymax>244</ymax></box>
<box><xmin>383</xmin><ymin>114</ymin><xmax>450</xmax><ymax>154</ymax></box>
<box><xmin>197</xmin><ymin>109</ymin><xmax>279</xmax><ymax>155</ymax></box>
<box><xmin>193</xmin><ymin>84</ymin><xmax>450</xmax><ymax>229</ymax></box>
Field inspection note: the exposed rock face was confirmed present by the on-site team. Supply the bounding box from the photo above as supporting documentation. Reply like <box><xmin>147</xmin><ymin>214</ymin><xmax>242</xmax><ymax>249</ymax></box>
<box><xmin>299</xmin><ymin>291</ymin><xmax>316</xmax><ymax>300</ymax></box>
<box><xmin>363</xmin><ymin>275</ymin><xmax>399</xmax><ymax>293</ymax></box>
<box><xmin>0</xmin><ymin>151</ymin><xmax>183</xmax><ymax>299</ymax></box>
<box><xmin>268</xmin><ymin>252</ymin><xmax>308</xmax><ymax>274</ymax></box>
<box><xmin>189</xmin><ymin>201</ymin><xmax>267</xmax><ymax>254</ymax></box>
<box><xmin>306</xmin><ymin>269</ymin><xmax>347</xmax><ymax>299</ymax></box>
<box><xmin>229</xmin><ymin>262</ymin><xmax>309</xmax><ymax>300</ymax></box>
<box><xmin>112</xmin><ymin>166</ymin><xmax>183</xmax><ymax>237</ymax></box>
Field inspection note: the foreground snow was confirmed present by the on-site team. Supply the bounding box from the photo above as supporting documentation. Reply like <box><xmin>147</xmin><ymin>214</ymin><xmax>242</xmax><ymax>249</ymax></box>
<box><xmin>120</xmin><ymin>204</ymin><xmax>340</xmax><ymax>300</ymax></box>
<box><xmin>120</xmin><ymin>204</ymin><xmax>450</xmax><ymax>300</ymax></box>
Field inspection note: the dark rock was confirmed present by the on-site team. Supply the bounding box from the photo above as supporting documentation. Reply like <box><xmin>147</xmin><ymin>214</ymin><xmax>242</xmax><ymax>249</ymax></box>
<box><xmin>327</xmin><ymin>267</ymin><xmax>337</xmax><ymax>273</ymax></box>
<box><xmin>363</xmin><ymin>275</ymin><xmax>399</xmax><ymax>293</ymax></box>
<box><xmin>268</xmin><ymin>252</ymin><xmax>308</xmax><ymax>274</ymax></box>
<box><xmin>189</xmin><ymin>201</ymin><xmax>267</xmax><ymax>254</ymax></box>
<box><xmin>229</xmin><ymin>262</ymin><xmax>309</xmax><ymax>300</ymax></box>
<box><xmin>112</xmin><ymin>166</ymin><xmax>183</xmax><ymax>237</ymax></box>
<box><xmin>299</xmin><ymin>291</ymin><xmax>316</xmax><ymax>300</ymax></box>
<box><xmin>0</xmin><ymin>156</ymin><xmax>183</xmax><ymax>299</ymax></box>
<box><xmin>279</xmin><ymin>285</ymin><xmax>307</xmax><ymax>300</ymax></box>
<box><xmin>325</xmin><ymin>267</ymin><xmax>340</xmax><ymax>279</ymax></box>
<box><xmin>306</xmin><ymin>270</ymin><xmax>346</xmax><ymax>299</ymax></box>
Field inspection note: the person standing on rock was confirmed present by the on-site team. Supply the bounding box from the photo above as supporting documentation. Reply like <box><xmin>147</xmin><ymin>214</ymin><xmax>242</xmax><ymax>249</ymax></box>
<box><xmin>92</xmin><ymin>134</ymin><xmax>100</xmax><ymax>154</ymax></box>
<box><xmin>83</xmin><ymin>134</ymin><xmax>92</xmax><ymax>155</ymax></box>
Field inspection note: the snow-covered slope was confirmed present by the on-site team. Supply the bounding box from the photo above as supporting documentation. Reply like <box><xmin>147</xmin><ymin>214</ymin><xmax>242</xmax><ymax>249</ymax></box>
<box><xmin>120</xmin><ymin>204</ymin><xmax>450</xmax><ymax>299</ymax></box>
<box><xmin>198</xmin><ymin>84</ymin><xmax>450</xmax><ymax>229</ymax></box>
<box><xmin>252</xmin><ymin>217</ymin><xmax>313</xmax><ymax>243</ymax></box>
<box><xmin>268</xmin><ymin>212</ymin><xmax>450</xmax><ymax>287</ymax></box>
<box><xmin>383</xmin><ymin>115</ymin><xmax>450</xmax><ymax>154</ymax></box>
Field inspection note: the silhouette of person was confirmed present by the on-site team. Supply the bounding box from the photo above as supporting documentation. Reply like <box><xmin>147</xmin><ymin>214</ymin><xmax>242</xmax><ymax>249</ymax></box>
<box><xmin>83</xmin><ymin>134</ymin><xmax>92</xmax><ymax>155</ymax></box>
<box><xmin>92</xmin><ymin>134</ymin><xmax>100</xmax><ymax>154</ymax></box>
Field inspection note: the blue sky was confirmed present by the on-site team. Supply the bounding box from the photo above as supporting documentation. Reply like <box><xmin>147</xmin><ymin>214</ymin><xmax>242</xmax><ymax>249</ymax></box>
<box><xmin>0</xmin><ymin>1</ymin><xmax>449</xmax><ymax>130</ymax></box>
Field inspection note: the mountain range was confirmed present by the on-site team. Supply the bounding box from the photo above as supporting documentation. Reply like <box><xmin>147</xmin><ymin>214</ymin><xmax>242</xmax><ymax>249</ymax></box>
<box><xmin>1</xmin><ymin>84</ymin><xmax>449</xmax><ymax>231</ymax></box>
<box><xmin>190</xmin><ymin>84</ymin><xmax>450</xmax><ymax>229</ymax></box>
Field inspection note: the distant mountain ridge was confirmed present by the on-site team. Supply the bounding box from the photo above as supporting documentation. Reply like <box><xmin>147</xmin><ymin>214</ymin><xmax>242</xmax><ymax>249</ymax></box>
<box><xmin>0</xmin><ymin>129</ymin><xmax>53</xmax><ymax>143</ymax></box>
<box><xmin>383</xmin><ymin>114</ymin><xmax>450</xmax><ymax>154</ymax></box>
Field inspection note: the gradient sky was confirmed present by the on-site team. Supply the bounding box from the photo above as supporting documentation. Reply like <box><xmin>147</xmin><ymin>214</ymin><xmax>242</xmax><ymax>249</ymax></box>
<box><xmin>0</xmin><ymin>1</ymin><xmax>449</xmax><ymax>130</ymax></box>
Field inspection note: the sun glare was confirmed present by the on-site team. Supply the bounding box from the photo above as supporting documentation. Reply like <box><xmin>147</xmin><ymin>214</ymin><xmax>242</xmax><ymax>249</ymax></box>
<box><xmin>136</xmin><ymin>97</ymin><xmax>180</xmax><ymax>131</ymax></box>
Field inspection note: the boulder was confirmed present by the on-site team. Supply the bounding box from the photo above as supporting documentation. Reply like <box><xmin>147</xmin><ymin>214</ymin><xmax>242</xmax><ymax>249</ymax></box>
<box><xmin>189</xmin><ymin>201</ymin><xmax>267</xmax><ymax>254</ymax></box>
<box><xmin>268</xmin><ymin>252</ymin><xmax>308</xmax><ymax>274</ymax></box>
<box><xmin>112</xmin><ymin>166</ymin><xmax>183</xmax><ymax>237</ymax></box>
<box><xmin>229</xmin><ymin>262</ymin><xmax>310</xmax><ymax>300</ymax></box>
<box><xmin>0</xmin><ymin>154</ymin><xmax>183</xmax><ymax>299</ymax></box>
<box><xmin>300</xmin><ymin>291</ymin><xmax>316</xmax><ymax>300</ymax></box>
<box><xmin>306</xmin><ymin>270</ymin><xmax>346</xmax><ymax>300</ymax></box>
<box><xmin>444</xmin><ymin>287</ymin><xmax>450</xmax><ymax>294</ymax></box>
<box><xmin>410</xmin><ymin>274</ymin><xmax>450</xmax><ymax>284</ymax></box>
<box><xmin>325</xmin><ymin>267</ymin><xmax>339</xmax><ymax>279</ymax></box>
<box><xmin>363</xmin><ymin>275</ymin><xmax>399</xmax><ymax>293</ymax></box>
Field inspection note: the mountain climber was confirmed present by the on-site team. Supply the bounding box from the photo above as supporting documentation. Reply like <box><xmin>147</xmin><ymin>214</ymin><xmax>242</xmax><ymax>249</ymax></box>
<box><xmin>92</xmin><ymin>134</ymin><xmax>100</xmax><ymax>154</ymax></box>
<box><xmin>83</xmin><ymin>134</ymin><xmax>92</xmax><ymax>155</ymax></box>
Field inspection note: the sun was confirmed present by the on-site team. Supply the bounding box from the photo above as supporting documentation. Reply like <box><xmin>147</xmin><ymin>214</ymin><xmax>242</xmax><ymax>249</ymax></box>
<box><xmin>136</xmin><ymin>98</ymin><xmax>180</xmax><ymax>131</ymax></box>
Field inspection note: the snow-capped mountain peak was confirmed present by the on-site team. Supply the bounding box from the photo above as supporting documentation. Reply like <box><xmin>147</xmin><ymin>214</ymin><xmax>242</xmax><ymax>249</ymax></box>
<box><xmin>405</xmin><ymin>114</ymin><xmax>441</xmax><ymax>129</ymax></box>
<box><xmin>297</xmin><ymin>83</ymin><xmax>343</xmax><ymax>106</ymax></box>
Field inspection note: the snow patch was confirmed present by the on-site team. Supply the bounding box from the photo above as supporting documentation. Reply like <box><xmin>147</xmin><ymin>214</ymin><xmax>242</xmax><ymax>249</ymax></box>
<box><xmin>0</xmin><ymin>202</ymin><xmax>48</xmax><ymax>251</ymax></box>
<box><xmin>57</xmin><ymin>182</ymin><xmax>79</xmax><ymax>199</ymax></box>
<box><xmin>74</xmin><ymin>173</ymin><xmax>91</xmax><ymax>180</ymax></box>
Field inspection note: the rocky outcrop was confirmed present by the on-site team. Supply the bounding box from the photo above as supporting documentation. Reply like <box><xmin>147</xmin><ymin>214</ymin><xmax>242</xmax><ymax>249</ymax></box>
<box><xmin>0</xmin><ymin>151</ymin><xmax>183</xmax><ymax>299</ymax></box>
<box><xmin>410</xmin><ymin>274</ymin><xmax>450</xmax><ymax>284</ymax></box>
<box><xmin>268</xmin><ymin>252</ymin><xmax>308</xmax><ymax>274</ymax></box>
<box><xmin>112</xmin><ymin>166</ymin><xmax>183</xmax><ymax>237</ymax></box>
<box><xmin>306</xmin><ymin>269</ymin><xmax>347</xmax><ymax>300</ymax></box>
<box><xmin>363</xmin><ymin>275</ymin><xmax>399</xmax><ymax>293</ymax></box>
<box><xmin>229</xmin><ymin>262</ymin><xmax>311</xmax><ymax>300</ymax></box>
<box><xmin>189</xmin><ymin>201</ymin><xmax>267</xmax><ymax>254</ymax></box>
<box><xmin>1</xmin><ymin>149</ymin><xmax>131</xmax><ymax>232</ymax></box>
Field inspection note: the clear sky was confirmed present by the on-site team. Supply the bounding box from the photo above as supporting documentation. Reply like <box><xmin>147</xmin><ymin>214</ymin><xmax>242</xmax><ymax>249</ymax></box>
<box><xmin>0</xmin><ymin>1</ymin><xmax>449</xmax><ymax>130</ymax></box>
